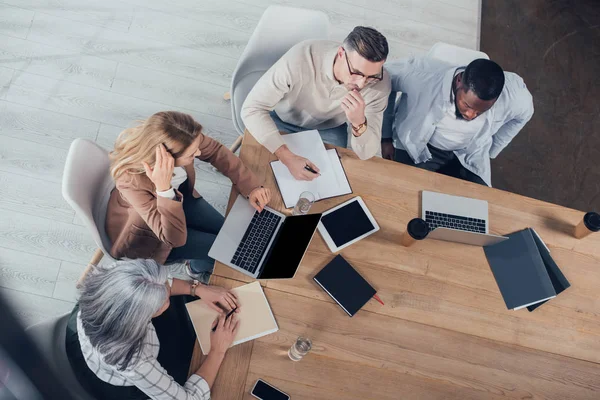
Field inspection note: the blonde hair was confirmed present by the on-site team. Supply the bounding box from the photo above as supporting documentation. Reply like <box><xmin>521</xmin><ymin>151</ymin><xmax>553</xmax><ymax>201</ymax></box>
<box><xmin>109</xmin><ymin>111</ymin><xmax>202</xmax><ymax>180</ymax></box>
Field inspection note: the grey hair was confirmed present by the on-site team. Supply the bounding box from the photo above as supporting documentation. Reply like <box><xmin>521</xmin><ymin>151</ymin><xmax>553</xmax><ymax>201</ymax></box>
<box><xmin>343</xmin><ymin>26</ymin><xmax>389</xmax><ymax>62</ymax></box>
<box><xmin>78</xmin><ymin>258</ymin><xmax>169</xmax><ymax>370</ymax></box>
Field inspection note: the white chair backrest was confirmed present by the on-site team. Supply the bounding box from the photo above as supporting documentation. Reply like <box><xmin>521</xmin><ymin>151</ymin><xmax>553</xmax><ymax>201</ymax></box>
<box><xmin>230</xmin><ymin>5</ymin><xmax>330</xmax><ymax>135</ymax></box>
<box><xmin>427</xmin><ymin>42</ymin><xmax>489</xmax><ymax>66</ymax></box>
<box><xmin>62</xmin><ymin>139</ymin><xmax>115</xmax><ymax>259</ymax></box>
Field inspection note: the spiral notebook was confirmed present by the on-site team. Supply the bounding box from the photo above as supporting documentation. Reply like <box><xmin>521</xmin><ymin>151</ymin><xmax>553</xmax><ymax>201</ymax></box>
<box><xmin>270</xmin><ymin>130</ymin><xmax>352</xmax><ymax>208</ymax></box>
<box><xmin>185</xmin><ymin>281</ymin><xmax>278</xmax><ymax>355</ymax></box>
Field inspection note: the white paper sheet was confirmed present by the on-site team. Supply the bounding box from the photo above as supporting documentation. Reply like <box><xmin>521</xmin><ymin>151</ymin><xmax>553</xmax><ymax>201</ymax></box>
<box><xmin>270</xmin><ymin>131</ymin><xmax>352</xmax><ymax>208</ymax></box>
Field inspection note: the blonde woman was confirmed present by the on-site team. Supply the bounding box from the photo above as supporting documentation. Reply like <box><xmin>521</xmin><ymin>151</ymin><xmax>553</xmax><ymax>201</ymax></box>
<box><xmin>106</xmin><ymin>111</ymin><xmax>271</xmax><ymax>282</ymax></box>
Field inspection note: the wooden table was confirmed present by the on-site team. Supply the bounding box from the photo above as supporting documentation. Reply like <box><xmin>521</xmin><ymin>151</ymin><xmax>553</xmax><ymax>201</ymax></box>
<box><xmin>190</xmin><ymin>132</ymin><xmax>600</xmax><ymax>400</ymax></box>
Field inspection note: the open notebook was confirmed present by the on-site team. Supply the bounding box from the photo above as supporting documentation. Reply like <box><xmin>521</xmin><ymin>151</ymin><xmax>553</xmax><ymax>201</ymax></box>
<box><xmin>185</xmin><ymin>281</ymin><xmax>278</xmax><ymax>355</ymax></box>
<box><xmin>270</xmin><ymin>130</ymin><xmax>352</xmax><ymax>209</ymax></box>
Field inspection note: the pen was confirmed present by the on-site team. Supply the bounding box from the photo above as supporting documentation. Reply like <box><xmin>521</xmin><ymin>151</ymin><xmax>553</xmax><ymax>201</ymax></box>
<box><xmin>373</xmin><ymin>294</ymin><xmax>384</xmax><ymax>306</ymax></box>
<box><xmin>212</xmin><ymin>307</ymin><xmax>237</xmax><ymax>332</ymax></box>
<box><xmin>304</xmin><ymin>164</ymin><xmax>318</xmax><ymax>174</ymax></box>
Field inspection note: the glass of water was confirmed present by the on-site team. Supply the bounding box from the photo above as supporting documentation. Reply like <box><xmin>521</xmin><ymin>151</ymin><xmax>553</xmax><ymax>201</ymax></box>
<box><xmin>288</xmin><ymin>336</ymin><xmax>312</xmax><ymax>361</ymax></box>
<box><xmin>292</xmin><ymin>191</ymin><xmax>315</xmax><ymax>216</ymax></box>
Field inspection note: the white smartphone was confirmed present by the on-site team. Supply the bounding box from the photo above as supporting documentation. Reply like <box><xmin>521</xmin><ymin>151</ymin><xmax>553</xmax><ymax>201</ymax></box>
<box><xmin>250</xmin><ymin>379</ymin><xmax>290</xmax><ymax>400</ymax></box>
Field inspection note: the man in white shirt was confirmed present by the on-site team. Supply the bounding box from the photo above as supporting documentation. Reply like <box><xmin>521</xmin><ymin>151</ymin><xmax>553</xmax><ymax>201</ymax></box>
<box><xmin>381</xmin><ymin>57</ymin><xmax>534</xmax><ymax>186</ymax></box>
<box><xmin>242</xmin><ymin>27</ymin><xmax>391</xmax><ymax>181</ymax></box>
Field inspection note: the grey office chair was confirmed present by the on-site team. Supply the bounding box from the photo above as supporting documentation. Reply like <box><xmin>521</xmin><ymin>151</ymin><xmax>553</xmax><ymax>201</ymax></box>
<box><xmin>228</xmin><ymin>5</ymin><xmax>330</xmax><ymax>153</ymax></box>
<box><xmin>62</xmin><ymin>138</ymin><xmax>188</xmax><ymax>281</ymax></box>
<box><xmin>25</xmin><ymin>314</ymin><xmax>96</xmax><ymax>400</ymax></box>
<box><xmin>427</xmin><ymin>42</ymin><xmax>489</xmax><ymax>65</ymax></box>
<box><xmin>62</xmin><ymin>138</ymin><xmax>116</xmax><ymax>283</ymax></box>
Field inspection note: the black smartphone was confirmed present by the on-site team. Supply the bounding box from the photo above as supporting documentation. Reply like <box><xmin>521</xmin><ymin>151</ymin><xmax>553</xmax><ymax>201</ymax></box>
<box><xmin>250</xmin><ymin>379</ymin><xmax>290</xmax><ymax>400</ymax></box>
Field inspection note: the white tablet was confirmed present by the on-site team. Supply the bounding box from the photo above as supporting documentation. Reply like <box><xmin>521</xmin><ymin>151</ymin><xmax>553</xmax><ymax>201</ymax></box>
<box><xmin>317</xmin><ymin>196</ymin><xmax>380</xmax><ymax>253</ymax></box>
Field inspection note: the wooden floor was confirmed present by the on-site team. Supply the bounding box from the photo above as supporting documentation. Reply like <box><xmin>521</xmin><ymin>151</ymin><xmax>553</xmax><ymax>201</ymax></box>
<box><xmin>0</xmin><ymin>0</ymin><xmax>481</xmax><ymax>326</ymax></box>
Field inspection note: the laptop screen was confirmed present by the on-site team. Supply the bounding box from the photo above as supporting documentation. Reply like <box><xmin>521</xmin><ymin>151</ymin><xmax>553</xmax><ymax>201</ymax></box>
<box><xmin>259</xmin><ymin>213</ymin><xmax>322</xmax><ymax>279</ymax></box>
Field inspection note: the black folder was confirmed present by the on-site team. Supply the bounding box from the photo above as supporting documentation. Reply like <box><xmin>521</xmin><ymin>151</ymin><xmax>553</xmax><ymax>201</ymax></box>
<box><xmin>484</xmin><ymin>229</ymin><xmax>559</xmax><ymax>310</ymax></box>
<box><xmin>526</xmin><ymin>229</ymin><xmax>571</xmax><ymax>311</ymax></box>
<box><xmin>313</xmin><ymin>255</ymin><xmax>376</xmax><ymax>317</ymax></box>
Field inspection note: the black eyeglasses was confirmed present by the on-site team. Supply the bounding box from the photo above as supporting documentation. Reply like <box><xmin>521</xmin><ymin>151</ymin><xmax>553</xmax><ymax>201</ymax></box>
<box><xmin>343</xmin><ymin>47</ymin><xmax>383</xmax><ymax>82</ymax></box>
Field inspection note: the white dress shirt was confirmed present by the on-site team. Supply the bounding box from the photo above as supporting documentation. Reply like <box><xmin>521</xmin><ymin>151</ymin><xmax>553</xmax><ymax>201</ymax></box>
<box><xmin>382</xmin><ymin>56</ymin><xmax>534</xmax><ymax>186</ymax></box>
<box><xmin>429</xmin><ymin>69</ymin><xmax>486</xmax><ymax>151</ymax></box>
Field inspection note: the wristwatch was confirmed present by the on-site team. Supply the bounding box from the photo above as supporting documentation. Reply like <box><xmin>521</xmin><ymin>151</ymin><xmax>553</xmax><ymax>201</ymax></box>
<box><xmin>190</xmin><ymin>279</ymin><xmax>200</xmax><ymax>297</ymax></box>
<box><xmin>352</xmin><ymin>118</ymin><xmax>368</xmax><ymax>136</ymax></box>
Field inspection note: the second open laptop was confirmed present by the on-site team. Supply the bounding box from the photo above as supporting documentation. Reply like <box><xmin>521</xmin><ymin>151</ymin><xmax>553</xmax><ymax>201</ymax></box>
<box><xmin>208</xmin><ymin>195</ymin><xmax>322</xmax><ymax>279</ymax></box>
<box><xmin>422</xmin><ymin>191</ymin><xmax>508</xmax><ymax>246</ymax></box>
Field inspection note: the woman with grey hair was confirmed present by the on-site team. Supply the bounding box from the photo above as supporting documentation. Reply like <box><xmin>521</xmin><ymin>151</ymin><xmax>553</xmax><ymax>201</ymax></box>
<box><xmin>65</xmin><ymin>258</ymin><xmax>240</xmax><ymax>399</ymax></box>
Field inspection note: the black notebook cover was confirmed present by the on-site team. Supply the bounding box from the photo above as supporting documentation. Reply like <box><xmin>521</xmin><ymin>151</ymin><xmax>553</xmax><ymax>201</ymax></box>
<box><xmin>484</xmin><ymin>229</ymin><xmax>556</xmax><ymax>310</ymax></box>
<box><xmin>313</xmin><ymin>255</ymin><xmax>376</xmax><ymax>317</ymax></box>
<box><xmin>526</xmin><ymin>228</ymin><xmax>571</xmax><ymax>311</ymax></box>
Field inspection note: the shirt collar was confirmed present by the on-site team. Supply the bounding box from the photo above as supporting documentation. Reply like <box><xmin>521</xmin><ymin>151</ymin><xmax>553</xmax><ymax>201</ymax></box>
<box><xmin>443</xmin><ymin>66</ymin><xmax>466</xmax><ymax>108</ymax></box>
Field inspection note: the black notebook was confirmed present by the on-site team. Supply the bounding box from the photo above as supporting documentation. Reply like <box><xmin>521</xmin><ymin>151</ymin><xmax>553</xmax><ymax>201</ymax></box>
<box><xmin>313</xmin><ymin>255</ymin><xmax>376</xmax><ymax>317</ymax></box>
<box><xmin>484</xmin><ymin>229</ymin><xmax>557</xmax><ymax>310</ymax></box>
<box><xmin>526</xmin><ymin>229</ymin><xmax>571</xmax><ymax>311</ymax></box>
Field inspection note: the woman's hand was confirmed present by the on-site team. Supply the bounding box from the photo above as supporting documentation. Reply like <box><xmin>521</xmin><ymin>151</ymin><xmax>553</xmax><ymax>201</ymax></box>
<box><xmin>210</xmin><ymin>313</ymin><xmax>239</xmax><ymax>354</ymax></box>
<box><xmin>143</xmin><ymin>144</ymin><xmax>174</xmax><ymax>192</ymax></box>
<box><xmin>195</xmin><ymin>285</ymin><xmax>240</xmax><ymax>313</ymax></box>
<box><xmin>248</xmin><ymin>187</ymin><xmax>272</xmax><ymax>212</ymax></box>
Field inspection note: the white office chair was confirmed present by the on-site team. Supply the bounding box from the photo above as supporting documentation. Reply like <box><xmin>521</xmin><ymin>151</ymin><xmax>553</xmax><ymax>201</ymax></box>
<box><xmin>227</xmin><ymin>5</ymin><xmax>330</xmax><ymax>153</ymax></box>
<box><xmin>427</xmin><ymin>42</ymin><xmax>489</xmax><ymax>65</ymax></box>
<box><xmin>62</xmin><ymin>138</ymin><xmax>116</xmax><ymax>284</ymax></box>
<box><xmin>26</xmin><ymin>314</ymin><xmax>96</xmax><ymax>400</ymax></box>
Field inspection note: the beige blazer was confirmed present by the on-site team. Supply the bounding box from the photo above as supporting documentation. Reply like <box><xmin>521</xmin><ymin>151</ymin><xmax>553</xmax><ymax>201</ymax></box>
<box><xmin>106</xmin><ymin>133</ymin><xmax>260</xmax><ymax>264</ymax></box>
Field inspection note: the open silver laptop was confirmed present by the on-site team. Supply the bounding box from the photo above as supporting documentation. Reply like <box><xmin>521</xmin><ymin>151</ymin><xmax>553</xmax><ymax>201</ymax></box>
<box><xmin>208</xmin><ymin>195</ymin><xmax>322</xmax><ymax>279</ymax></box>
<box><xmin>421</xmin><ymin>191</ymin><xmax>508</xmax><ymax>246</ymax></box>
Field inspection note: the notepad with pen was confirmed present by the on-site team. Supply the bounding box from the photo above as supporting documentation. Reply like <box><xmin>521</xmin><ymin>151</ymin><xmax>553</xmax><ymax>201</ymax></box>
<box><xmin>313</xmin><ymin>255</ymin><xmax>376</xmax><ymax>317</ymax></box>
<box><xmin>185</xmin><ymin>281</ymin><xmax>278</xmax><ymax>355</ymax></box>
<box><xmin>270</xmin><ymin>130</ymin><xmax>352</xmax><ymax>208</ymax></box>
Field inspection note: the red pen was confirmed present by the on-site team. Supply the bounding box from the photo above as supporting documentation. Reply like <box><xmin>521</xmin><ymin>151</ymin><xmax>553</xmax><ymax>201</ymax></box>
<box><xmin>373</xmin><ymin>294</ymin><xmax>384</xmax><ymax>305</ymax></box>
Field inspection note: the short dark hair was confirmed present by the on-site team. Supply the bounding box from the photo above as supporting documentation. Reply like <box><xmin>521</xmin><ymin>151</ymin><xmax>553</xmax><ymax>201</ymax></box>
<box><xmin>343</xmin><ymin>26</ymin><xmax>389</xmax><ymax>62</ymax></box>
<box><xmin>462</xmin><ymin>59</ymin><xmax>505</xmax><ymax>100</ymax></box>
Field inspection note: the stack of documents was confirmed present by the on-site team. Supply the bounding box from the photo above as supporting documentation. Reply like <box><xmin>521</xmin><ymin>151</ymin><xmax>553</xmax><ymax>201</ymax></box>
<box><xmin>270</xmin><ymin>130</ymin><xmax>352</xmax><ymax>209</ymax></box>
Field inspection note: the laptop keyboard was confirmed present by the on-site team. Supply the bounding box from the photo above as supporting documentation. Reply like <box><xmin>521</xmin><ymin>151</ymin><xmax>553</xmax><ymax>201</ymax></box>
<box><xmin>425</xmin><ymin>211</ymin><xmax>486</xmax><ymax>234</ymax></box>
<box><xmin>231</xmin><ymin>209</ymin><xmax>282</xmax><ymax>274</ymax></box>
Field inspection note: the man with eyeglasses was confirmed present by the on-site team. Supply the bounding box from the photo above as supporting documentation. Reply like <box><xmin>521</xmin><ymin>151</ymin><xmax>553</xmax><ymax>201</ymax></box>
<box><xmin>381</xmin><ymin>57</ymin><xmax>534</xmax><ymax>186</ymax></box>
<box><xmin>242</xmin><ymin>27</ymin><xmax>391</xmax><ymax>181</ymax></box>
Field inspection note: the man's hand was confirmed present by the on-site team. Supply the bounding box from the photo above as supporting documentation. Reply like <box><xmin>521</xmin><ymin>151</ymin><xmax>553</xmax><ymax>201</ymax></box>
<box><xmin>381</xmin><ymin>141</ymin><xmax>395</xmax><ymax>160</ymax></box>
<box><xmin>341</xmin><ymin>90</ymin><xmax>366</xmax><ymax>129</ymax></box>
<box><xmin>275</xmin><ymin>145</ymin><xmax>320</xmax><ymax>181</ymax></box>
